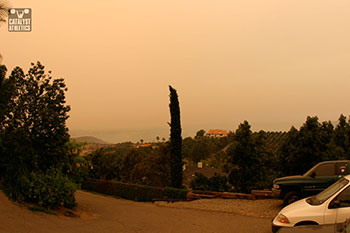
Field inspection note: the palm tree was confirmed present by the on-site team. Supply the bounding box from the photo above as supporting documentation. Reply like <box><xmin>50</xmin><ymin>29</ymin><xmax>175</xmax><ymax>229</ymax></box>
<box><xmin>0</xmin><ymin>0</ymin><xmax>10</xmax><ymax>63</ymax></box>
<box><xmin>0</xmin><ymin>0</ymin><xmax>10</xmax><ymax>23</ymax></box>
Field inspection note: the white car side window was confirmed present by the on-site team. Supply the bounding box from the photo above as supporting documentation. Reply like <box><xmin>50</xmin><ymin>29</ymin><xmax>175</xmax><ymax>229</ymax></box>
<box><xmin>335</xmin><ymin>186</ymin><xmax>350</xmax><ymax>208</ymax></box>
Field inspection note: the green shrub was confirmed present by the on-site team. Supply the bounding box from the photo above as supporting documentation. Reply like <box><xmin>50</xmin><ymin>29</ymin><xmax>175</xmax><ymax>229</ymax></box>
<box><xmin>207</xmin><ymin>173</ymin><xmax>230</xmax><ymax>192</ymax></box>
<box><xmin>163</xmin><ymin>187</ymin><xmax>188</xmax><ymax>200</ymax></box>
<box><xmin>69</xmin><ymin>155</ymin><xmax>92</xmax><ymax>185</ymax></box>
<box><xmin>189</xmin><ymin>173</ymin><xmax>209</xmax><ymax>191</ymax></box>
<box><xmin>3</xmin><ymin>168</ymin><xmax>77</xmax><ymax>209</ymax></box>
<box><xmin>190</xmin><ymin>172</ymin><xmax>231</xmax><ymax>192</ymax></box>
<box><xmin>2</xmin><ymin>173</ymin><xmax>31</xmax><ymax>202</ymax></box>
<box><xmin>82</xmin><ymin>179</ymin><xmax>188</xmax><ymax>202</ymax></box>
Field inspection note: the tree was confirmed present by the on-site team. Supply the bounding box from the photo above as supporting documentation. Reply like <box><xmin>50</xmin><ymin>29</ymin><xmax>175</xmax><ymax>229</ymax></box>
<box><xmin>279</xmin><ymin>126</ymin><xmax>301</xmax><ymax>176</ymax></box>
<box><xmin>225</xmin><ymin>121</ymin><xmax>270</xmax><ymax>193</ymax></box>
<box><xmin>278</xmin><ymin>116</ymin><xmax>344</xmax><ymax>176</ymax></box>
<box><xmin>279</xmin><ymin>117</ymin><xmax>325</xmax><ymax>176</ymax></box>
<box><xmin>0</xmin><ymin>1</ymin><xmax>10</xmax><ymax>62</ymax></box>
<box><xmin>120</xmin><ymin>149</ymin><xmax>146</xmax><ymax>182</ymax></box>
<box><xmin>182</xmin><ymin>137</ymin><xmax>195</xmax><ymax>159</ymax></box>
<box><xmin>86</xmin><ymin>143</ymin><xmax>133</xmax><ymax>180</ymax></box>
<box><xmin>334</xmin><ymin>115</ymin><xmax>350</xmax><ymax>158</ymax></box>
<box><xmin>88</xmin><ymin>148</ymin><xmax>122</xmax><ymax>180</ymax></box>
<box><xmin>168</xmin><ymin>85</ymin><xmax>182</xmax><ymax>188</ymax></box>
<box><xmin>0</xmin><ymin>65</ymin><xmax>14</xmax><ymax>127</ymax></box>
<box><xmin>129</xmin><ymin>145</ymin><xmax>171</xmax><ymax>187</ymax></box>
<box><xmin>65</xmin><ymin>140</ymin><xmax>90</xmax><ymax>184</ymax></box>
<box><xmin>190</xmin><ymin>140</ymin><xmax>210</xmax><ymax>163</ymax></box>
<box><xmin>190</xmin><ymin>173</ymin><xmax>230</xmax><ymax>192</ymax></box>
<box><xmin>0</xmin><ymin>0</ymin><xmax>9</xmax><ymax>23</ymax></box>
<box><xmin>0</xmin><ymin>65</ymin><xmax>15</xmax><ymax>177</ymax></box>
<box><xmin>195</xmin><ymin>129</ymin><xmax>206</xmax><ymax>139</ymax></box>
<box><xmin>0</xmin><ymin>62</ymin><xmax>75</xmax><ymax>207</ymax></box>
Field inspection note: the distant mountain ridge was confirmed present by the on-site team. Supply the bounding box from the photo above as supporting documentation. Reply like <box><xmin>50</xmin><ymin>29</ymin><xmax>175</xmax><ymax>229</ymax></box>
<box><xmin>73</xmin><ymin>136</ymin><xmax>108</xmax><ymax>144</ymax></box>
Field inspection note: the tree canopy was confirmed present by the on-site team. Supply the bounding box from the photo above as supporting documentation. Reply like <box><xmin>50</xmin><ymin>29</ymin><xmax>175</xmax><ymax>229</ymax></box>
<box><xmin>0</xmin><ymin>62</ymin><xmax>76</xmax><ymax>208</ymax></box>
<box><xmin>225</xmin><ymin>121</ymin><xmax>273</xmax><ymax>193</ymax></box>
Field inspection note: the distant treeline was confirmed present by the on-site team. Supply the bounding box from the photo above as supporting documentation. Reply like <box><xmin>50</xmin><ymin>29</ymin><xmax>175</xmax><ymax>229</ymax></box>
<box><xmin>84</xmin><ymin>114</ymin><xmax>350</xmax><ymax>193</ymax></box>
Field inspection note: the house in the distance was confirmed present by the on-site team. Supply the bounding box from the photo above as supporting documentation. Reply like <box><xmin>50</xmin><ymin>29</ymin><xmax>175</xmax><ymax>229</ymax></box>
<box><xmin>133</xmin><ymin>143</ymin><xmax>159</xmax><ymax>150</ymax></box>
<box><xmin>206</xmin><ymin>129</ymin><xmax>229</xmax><ymax>138</ymax></box>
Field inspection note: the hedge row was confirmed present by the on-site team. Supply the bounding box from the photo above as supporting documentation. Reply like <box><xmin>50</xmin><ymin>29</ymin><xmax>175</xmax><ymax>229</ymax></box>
<box><xmin>82</xmin><ymin>179</ymin><xmax>188</xmax><ymax>202</ymax></box>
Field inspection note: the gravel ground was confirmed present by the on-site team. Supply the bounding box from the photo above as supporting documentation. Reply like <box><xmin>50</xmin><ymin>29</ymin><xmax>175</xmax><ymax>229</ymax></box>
<box><xmin>0</xmin><ymin>191</ymin><xmax>275</xmax><ymax>233</ymax></box>
<box><xmin>155</xmin><ymin>198</ymin><xmax>283</xmax><ymax>219</ymax></box>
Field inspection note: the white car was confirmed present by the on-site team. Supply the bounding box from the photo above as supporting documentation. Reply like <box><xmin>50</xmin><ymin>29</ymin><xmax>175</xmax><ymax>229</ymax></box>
<box><xmin>272</xmin><ymin>175</ymin><xmax>350</xmax><ymax>233</ymax></box>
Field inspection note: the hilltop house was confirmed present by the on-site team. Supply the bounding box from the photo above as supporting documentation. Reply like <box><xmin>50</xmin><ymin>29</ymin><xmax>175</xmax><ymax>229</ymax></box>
<box><xmin>206</xmin><ymin>129</ymin><xmax>229</xmax><ymax>138</ymax></box>
<box><xmin>133</xmin><ymin>143</ymin><xmax>159</xmax><ymax>150</ymax></box>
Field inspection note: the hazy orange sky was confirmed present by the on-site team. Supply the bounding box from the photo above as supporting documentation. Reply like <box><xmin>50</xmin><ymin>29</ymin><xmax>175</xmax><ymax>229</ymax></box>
<box><xmin>1</xmin><ymin>0</ymin><xmax>350</xmax><ymax>142</ymax></box>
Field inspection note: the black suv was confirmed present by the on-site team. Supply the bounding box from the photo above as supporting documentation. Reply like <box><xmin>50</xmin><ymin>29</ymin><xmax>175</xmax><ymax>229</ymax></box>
<box><xmin>272</xmin><ymin>160</ymin><xmax>350</xmax><ymax>206</ymax></box>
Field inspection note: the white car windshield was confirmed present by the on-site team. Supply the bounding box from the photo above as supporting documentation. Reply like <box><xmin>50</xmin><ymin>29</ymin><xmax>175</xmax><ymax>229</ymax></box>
<box><xmin>307</xmin><ymin>178</ymin><xmax>349</xmax><ymax>205</ymax></box>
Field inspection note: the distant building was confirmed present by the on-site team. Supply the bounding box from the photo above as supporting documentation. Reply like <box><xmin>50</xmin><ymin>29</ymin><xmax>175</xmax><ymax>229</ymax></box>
<box><xmin>133</xmin><ymin>143</ymin><xmax>159</xmax><ymax>149</ymax></box>
<box><xmin>206</xmin><ymin>129</ymin><xmax>229</xmax><ymax>138</ymax></box>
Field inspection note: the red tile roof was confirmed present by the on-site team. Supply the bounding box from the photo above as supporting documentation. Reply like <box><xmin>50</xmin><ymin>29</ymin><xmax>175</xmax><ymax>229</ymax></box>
<box><xmin>207</xmin><ymin>129</ymin><xmax>229</xmax><ymax>135</ymax></box>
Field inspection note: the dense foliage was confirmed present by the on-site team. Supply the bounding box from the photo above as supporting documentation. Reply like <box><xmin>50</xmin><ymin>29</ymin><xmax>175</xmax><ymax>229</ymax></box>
<box><xmin>12</xmin><ymin>168</ymin><xmax>76</xmax><ymax>209</ymax></box>
<box><xmin>279</xmin><ymin>115</ymin><xmax>350</xmax><ymax>176</ymax></box>
<box><xmin>82</xmin><ymin>179</ymin><xmax>188</xmax><ymax>202</ymax></box>
<box><xmin>66</xmin><ymin>141</ymin><xmax>91</xmax><ymax>184</ymax></box>
<box><xmin>225</xmin><ymin>121</ymin><xmax>276</xmax><ymax>193</ymax></box>
<box><xmin>81</xmin><ymin>114</ymin><xmax>350</xmax><ymax>195</ymax></box>
<box><xmin>87</xmin><ymin>144</ymin><xmax>172</xmax><ymax>187</ymax></box>
<box><xmin>182</xmin><ymin>134</ymin><xmax>231</xmax><ymax>165</ymax></box>
<box><xmin>0</xmin><ymin>62</ymin><xmax>76</xmax><ymax>208</ymax></box>
<box><xmin>88</xmin><ymin>144</ymin><xmax>133</xmax><ymax>181</ymax></box>
<box><xmin>190</xmin><ymin>173</ymin><xmax>231</xmax><ymax>192</ymax></box>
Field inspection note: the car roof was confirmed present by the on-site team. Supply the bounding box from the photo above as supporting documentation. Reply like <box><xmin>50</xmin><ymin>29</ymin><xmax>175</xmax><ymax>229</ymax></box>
<box><xmin>318</xmin><ymin>160</ymin><xmax>350</xmax><ymax>164</ymax></box>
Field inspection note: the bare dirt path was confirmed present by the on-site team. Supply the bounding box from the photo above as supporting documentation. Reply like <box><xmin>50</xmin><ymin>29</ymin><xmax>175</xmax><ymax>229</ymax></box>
<box><xmin>0</xmin><ymin>190</ymin><xmax>277</xmax><ymax>233</ymax></box>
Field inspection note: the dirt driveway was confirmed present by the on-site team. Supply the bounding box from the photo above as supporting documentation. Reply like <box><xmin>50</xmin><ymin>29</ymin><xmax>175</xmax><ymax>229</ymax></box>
<box><xmin>155</xmin><ymin>198</ymin><xmax>283</xmax><ymax>219</ymax></box>
<box><xmin>0</xmin><ymin>190</ymin><xmax>281</xmax><ymax>233</ymax></box>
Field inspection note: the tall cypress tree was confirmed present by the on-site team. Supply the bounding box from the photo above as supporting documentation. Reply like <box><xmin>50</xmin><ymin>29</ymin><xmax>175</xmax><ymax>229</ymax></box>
<box><xmin>169</xmin><ymin>85</ymin><xmax>182</xmax><ymax>188</ymax></box>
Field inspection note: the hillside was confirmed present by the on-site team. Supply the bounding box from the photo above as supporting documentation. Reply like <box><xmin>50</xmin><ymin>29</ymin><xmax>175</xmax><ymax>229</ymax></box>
<box><xmin>73</xmin><ymin>136</ymin><xmax>108</xmax><ymax>144</ymax></box>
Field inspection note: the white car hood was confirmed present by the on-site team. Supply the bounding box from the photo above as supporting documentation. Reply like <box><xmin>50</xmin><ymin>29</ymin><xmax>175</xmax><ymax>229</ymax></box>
<box><xmin>278</xmin><ymin>198</ymin><xmax>325</xmax><ymax>225</ymax></box>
